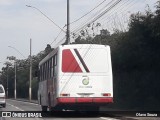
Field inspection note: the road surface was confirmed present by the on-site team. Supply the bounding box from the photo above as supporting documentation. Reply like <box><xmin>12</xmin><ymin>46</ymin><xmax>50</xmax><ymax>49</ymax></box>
<box><xmin>0</xmin><ymin>99</ymin><xmax>159</xmax><ymax>120</ymax></box>
<box><xmin>0</xmin><ymin>99</ymin><xmax>121</xmax><ymax>120</ymax></box>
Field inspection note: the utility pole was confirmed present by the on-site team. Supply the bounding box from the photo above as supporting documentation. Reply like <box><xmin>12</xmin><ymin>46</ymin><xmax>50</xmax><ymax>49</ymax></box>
<box><xmin>29</xmin><ymin>39</ymin><xmax>32</xmax><ymax>101</ymax></box>
<box><xmin>7</xmin><ymin>66</ymin><xmax>9</xmax><ymax>98</ymax></box>
<box><xmin>8</xmin><ymin>47</ymin><xmax>25</xmax><ymax>100</ymax></box>
<box><xmin>66</xmin><ymin>0</ymin><xmax>70</xmax><ymax>44</ymax></box>
<box><xmin>14</xmin><ymin>61</ymin><xmax>16</xmax><ymax>99</ymax></box>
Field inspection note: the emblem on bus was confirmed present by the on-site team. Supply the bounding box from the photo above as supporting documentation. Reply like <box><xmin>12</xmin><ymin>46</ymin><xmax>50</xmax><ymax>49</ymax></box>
<box><xmin>82</xmin><ymin>77</ymin><xmax>89</xmax><ymax>85</ymax></box>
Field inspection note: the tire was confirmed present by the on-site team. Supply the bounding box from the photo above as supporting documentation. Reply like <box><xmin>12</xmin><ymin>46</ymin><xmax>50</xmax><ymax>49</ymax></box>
<box><xmin>48</xmin><ymin>93</ymin><xmax>52</xmax><ymax>112</ymax></box>
<box><xmin>87</xmin><ymin>106</ymin><xmax>99</xmax><ymax>116</ymax></box>
<box><xmin>39</xmin><ymin>95</ymin><xmax>41</xmax><ymax>105</ymax></box>
<box><xmin>42</xmin><ymin>106</ymin><xmax>48</xmax><ymax>112</ymax></box>
<box><xmin>50</xmin><ymin>106</ymin><xmax>62</xmax><ymax>111</ymax></box>
<box><xmin>2</xmin><ymin>103</ymin><xmax>6</xmax><ymax>108</ymax></box>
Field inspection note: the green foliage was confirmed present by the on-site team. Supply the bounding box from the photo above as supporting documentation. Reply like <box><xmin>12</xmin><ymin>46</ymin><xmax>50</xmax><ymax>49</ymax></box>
<box><xmin>45</xmin><ymin>44</ymin><xmax>52</xmax><ymax>55</ymax></box>
<box><xmin>0</xmin><ymin>44</ymin><xmax>51</xmax><ymax>99</ymax></box>
<box><xmin>73</xmin><ymin>1</ymin><xmax>160</xmax><ymax>110</ymax></box>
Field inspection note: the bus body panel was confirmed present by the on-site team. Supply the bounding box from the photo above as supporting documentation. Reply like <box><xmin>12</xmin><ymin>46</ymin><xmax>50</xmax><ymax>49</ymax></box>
<box><xmin>57</xmin><ymin>44</ymin><xmax>113</xmax><ymax>104</ymax></box>
<box><xmin>57</xmin><ymin>75</ymin><xmax>113</xmax><ymax>97</ymax></box>
<box><xmin>38</xmin><ymin>80</ymin><xmax>48</xmax><ymax>106</ymax></box>
<box><xmin>38</xmin><ymin>44</ymin><xmax>113</xmax><ymax>110</ymax></box>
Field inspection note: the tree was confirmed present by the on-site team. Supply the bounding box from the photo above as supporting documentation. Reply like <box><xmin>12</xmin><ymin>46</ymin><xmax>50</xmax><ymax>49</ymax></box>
<box><xmin>45</xmin><ymin>44</ymin><xmax>52</xmax><ymax>55</ymax></box>
<box><xmin>73</xmin><ymin>1</ymin><xmax>160</xmax><ymax>110</ymax></box>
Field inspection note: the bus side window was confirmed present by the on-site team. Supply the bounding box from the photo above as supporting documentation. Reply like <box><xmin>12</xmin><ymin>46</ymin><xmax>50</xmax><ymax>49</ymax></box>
<box><xmin>42</xmin><ymin>64</ymin><xmax>45</xmax><ymax>81</ymax></box>
<box><xmin>43</xmin><ymin>63</ymin><xmax>45</xmax><ymax>80</ymax></box>
<box><xmin>41</xmin><ymin>65</ymin><xmax>43</xmax><ymax>81</ymax></box>
<box><xmin>54</xmin><ymin>54</ymin><xmax>57</xmax><ymax>66</ymax></box>
<box><xmin>53</xmin><ymin>54</ymin><xmax>57</xmax><ymax>76</ymax></box>
<box><xmin>46</xmin><ymin>61</ymin><xmax>49</xmax><ymax>80</ymax></box>
<box><xmin>43</xmin><ymin>64</ymin><xmax>45</xmax><ymax>81</ymax></box>
<box><xmin>41</xmin><ymin>64</ymin><xmax>44</xmax><ymax>81</ymax></box>
<box><xmin>46</xmin><ymin>62</ymin><xmax>48</xmax><ymax>80</ymax></box>
<box><xmin>49</xmin><ymin>58</ymin><xmax>52</xmax><ymax>79</ymax></box>
<box><xmin>40</xmin><ymin>66</ymin><xmax>42</xmax><ymax>81</ymax></box>
<box><xmin>47</xmin><ymin>60</ymin><xmax>50</xmax><ymax>79</ymax></box>
<box><xmin>47</xmin><ymin>61</ymin><xmax>49</xmax><ymax>80</ymax></box>
<box><xmin>44</xmin><ymin>63</ymin><xmax>47</xmax><ymax>80</ymax></box>
<box><xmin>51</xmin><ymin>57</ymin><xmax>54</xmax><ymax>78</ymax></box>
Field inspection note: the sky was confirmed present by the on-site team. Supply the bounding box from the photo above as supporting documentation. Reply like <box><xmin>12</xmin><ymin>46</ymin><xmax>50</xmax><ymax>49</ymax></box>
<box><xmin>0</xmin><ymin>0</ymin><xmax>158</xmax><ymax>69</ymax></box>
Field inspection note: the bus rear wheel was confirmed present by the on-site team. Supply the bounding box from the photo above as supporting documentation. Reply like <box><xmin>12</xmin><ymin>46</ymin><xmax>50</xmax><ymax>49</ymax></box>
<box><xmin>42</xmin><ymin>106</ymin><xmax>47</xmax><ymax>112</ymax></box>
<box><xmin>2</xmin><ymin>103</ymin><xmax>6</xmax><ymax>108</ymax></box>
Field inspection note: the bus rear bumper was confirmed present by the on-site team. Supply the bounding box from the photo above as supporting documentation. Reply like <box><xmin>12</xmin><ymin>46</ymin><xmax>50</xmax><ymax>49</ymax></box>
<box><xmin>57</xmin><ymin>97</ymin><xmax>113</xmax><ymax>104</ymax></box>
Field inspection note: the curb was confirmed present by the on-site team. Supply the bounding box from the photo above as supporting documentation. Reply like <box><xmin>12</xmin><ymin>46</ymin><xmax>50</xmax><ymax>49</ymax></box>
<box><xmin>8</xmin><ymin>98</ymin><xmax>38</xmax><ymax>104</ymax></box>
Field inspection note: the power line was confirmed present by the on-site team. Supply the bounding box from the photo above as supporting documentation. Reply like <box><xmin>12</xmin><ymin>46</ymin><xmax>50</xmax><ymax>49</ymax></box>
<box><xmin>99</xmin><ymin>0</ymin><xmax>131</xmax><ymax>22</ymax></box>
<box><xmin>84</xmin><ymin>0</ymin><xmax>117</xmax><ymax>25</ymax></box>
<box><xmin>71</xmin><ymin>0</ymin><xmax>116</xmax><ymax>34</ymax></box>
<box><xmin>100</xmin><ymin>0</ymin><xmax>146</xmax><ymax>30</ymax></box>
<box><xmin>72</xmin><ymin>0</ymin><xmax>122</xmax><ymax>35</ymax></box>
<box><xmin>72</xmin><ymin>0</ymin><xmax>121</xmax><ymax>34</ymax></box>
<box><xmin>99</xmin><ymin>0</ymin><xmax>132</xmax><ymax>31</ymax></box>
<box><xmin>8</xmin><ymin>46</ymin><xmax>26</xmax><ymax>59</ymax></box>
<box><xmin>89</xmin><ymin>0</ymin><xmax>122</xmax><ymax>26</ymax></box>
<box><xmin>53</xmin><ymin>0</ymin><xmax>122</xmax><ymax>47</ymax></box>
<box><xmin>50</xmin><ymin>25</ymin><xmax>66</xmax><ymax>45</ymax></box>
<box><xmin>72</xmin><ymin>0</ymin><xmax>144</xmax><ymax>35</ymax></box>
<box><xmin>54</xmin><ymin>0</ymin><xmax>150</xmax><ymax>47</ymax></box>
<box><xmin>70</xmin><ymin>0</ymin><xmax>107</xmax><ymax>24</ymax></box>
<box><xmin>35</xmin><ymin>0</ymin><xmax>121</xmax><ymax>48</ymax></box>
<box><xmin>26</xmin><ymin>5</ymin><xmax>66</xmax><ymax>33</ymax></box>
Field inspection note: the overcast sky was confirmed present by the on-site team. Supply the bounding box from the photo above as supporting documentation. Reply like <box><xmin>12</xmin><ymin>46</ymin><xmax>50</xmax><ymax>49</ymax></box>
<box><xmin>0</xmin><ymin>0</ymin><xmax>157</xmax><ymax>69</ymax></box>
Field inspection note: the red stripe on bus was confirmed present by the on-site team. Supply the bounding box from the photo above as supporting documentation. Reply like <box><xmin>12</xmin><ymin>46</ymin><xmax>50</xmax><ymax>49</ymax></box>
<box><xmin>62</xmin><ymin>49</ymin><xmax>82</xmax><ymax>72</ymax></box>
<box><xmin>93</xmin><ymin>98</ymin><xmax>113</xmax><ymax>103</ymax></box>
<box><xmin>57</xmin><ymin>98</ymin><xmax>76</xmax><ymax>103</ymax></box>
<box><xmin>76</xmin><ymin>98</ymin><xmax>93</xmax><ymax>103</ymax></box>
<box><xmin>57</xmin><ymin>97</ymin><xmax>113</xmax><ymax>104</ymax></box>
<box><xmin>74</xmin><ymin>49</ymin><xmax>90</xmax><ymax>73</ymax></box>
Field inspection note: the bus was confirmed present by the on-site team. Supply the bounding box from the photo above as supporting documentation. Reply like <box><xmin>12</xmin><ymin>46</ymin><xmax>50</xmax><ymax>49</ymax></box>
<box><xmin>38</xmin><ymin>44</ymin><xmax>113</xmax><ymax>112</ymax></box>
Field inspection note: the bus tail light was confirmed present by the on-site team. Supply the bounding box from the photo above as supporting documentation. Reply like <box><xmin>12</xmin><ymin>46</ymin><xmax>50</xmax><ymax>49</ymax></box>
<box><xmin>102</xmin><ymin>93</ymin><xmax>111</xmax><ymax>97</ymax></box>
<box><xmin>60</xmin><ymin>93</ymin><xmax>70</xmax><ymax>97</ymax></box>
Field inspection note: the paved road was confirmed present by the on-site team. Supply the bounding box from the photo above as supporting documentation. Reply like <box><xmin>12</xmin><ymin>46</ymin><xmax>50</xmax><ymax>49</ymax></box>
<box><xmin>1</xmin><ymin>99</ymin><xmax>160</xmax><ymax>120</ymax></box>
<box><xmin>0</xmin><ymin>99</ymin><xmax>121</xmax><ymax>120</ymax></box>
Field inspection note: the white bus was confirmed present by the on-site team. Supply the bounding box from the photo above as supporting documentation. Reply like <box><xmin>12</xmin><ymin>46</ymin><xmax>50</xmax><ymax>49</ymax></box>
<box><xmin>38</xmin><ymin>44</ymin><xmax>113</xmax><ymax>112</ymax></box>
